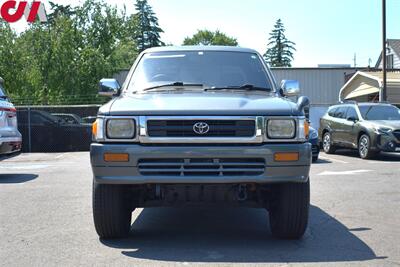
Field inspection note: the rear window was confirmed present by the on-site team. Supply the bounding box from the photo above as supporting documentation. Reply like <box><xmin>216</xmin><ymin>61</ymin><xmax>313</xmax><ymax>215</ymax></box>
<box><xmin>328</xmin><ymin>107</ymin><xmax>338</xmax><ymax>116</ymax></box>
<box><xmin>334</xmin><ymin>107</ymin><xmax>348</xmax><ymax>119</ymax></box>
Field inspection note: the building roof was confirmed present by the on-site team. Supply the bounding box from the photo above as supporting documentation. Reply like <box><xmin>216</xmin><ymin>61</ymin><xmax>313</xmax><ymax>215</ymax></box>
<box><xmin>375</xmin><ymin>39</ymin><xmax>400</xmax><ymax>68</ymax></box>
<box><xmin>388</xmin><ymin>39</ymin><xmax>400</xmax><ymax>57</ymax></box>
<box><xmin>143</xmin><ymin>45</ymin><xmax>258</xmax><ymax>54</ymax></box>
<box><xmin>339</xmin><ymin>71</ymin><xmax>400</xmax><ymax>100</ymax></box>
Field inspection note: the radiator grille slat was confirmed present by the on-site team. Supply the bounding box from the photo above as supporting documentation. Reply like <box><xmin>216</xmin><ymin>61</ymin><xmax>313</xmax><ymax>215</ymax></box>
<box><xmin>138</xmin><ymin>158</ymin><xmax>265</xmax><ymax>176</ymax></box>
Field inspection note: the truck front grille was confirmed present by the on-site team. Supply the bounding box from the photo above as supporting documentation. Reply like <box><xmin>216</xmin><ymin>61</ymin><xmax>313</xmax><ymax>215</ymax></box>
<box><xmin>147</xmin><ymin>120</ymin><xmax>255</xmax><ymax>137</ymax></box>
<box><xmin>138</xmin><ymin>158</ymin><xmax>265</xmax><ymax>176</ymax></box>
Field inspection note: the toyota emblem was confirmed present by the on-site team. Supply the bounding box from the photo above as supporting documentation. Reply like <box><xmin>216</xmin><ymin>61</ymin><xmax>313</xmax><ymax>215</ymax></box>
<box><xmin>193</xmin><ymin>122</ymin><xmax>210</xmax><ymax>135</ymax></box>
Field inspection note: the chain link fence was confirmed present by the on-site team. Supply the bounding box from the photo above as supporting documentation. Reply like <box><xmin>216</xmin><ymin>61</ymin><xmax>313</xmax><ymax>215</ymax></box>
<box><xmin>16</xmin><ymin>105</ymin><xmax>100</xmax><ymax>152</ymax></box>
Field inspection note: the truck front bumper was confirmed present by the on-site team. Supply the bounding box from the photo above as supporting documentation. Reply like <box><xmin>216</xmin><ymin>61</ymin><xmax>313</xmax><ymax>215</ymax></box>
<box><xmin>91</xmin><ymin>143</ymin><xmax>311</xmax><ymax>184</ymax></box>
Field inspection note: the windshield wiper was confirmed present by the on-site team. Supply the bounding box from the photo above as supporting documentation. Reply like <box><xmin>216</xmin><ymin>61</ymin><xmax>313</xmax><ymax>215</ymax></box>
<box><xmin>142</xmin><ymin>82</ymin><xmax>204</xmax><ymax>92</ymax></box>
<box><xmin>204</xmin><ymin>84</ymin><xmax>272</xmax><ymax>92</ymax></box>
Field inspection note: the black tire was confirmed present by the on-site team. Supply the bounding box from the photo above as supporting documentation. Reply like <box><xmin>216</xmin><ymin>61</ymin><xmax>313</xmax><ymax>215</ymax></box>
<box><xmin>269</xmin><ymin>179</ymin><xmax>310</xmax><ymax>239</ymax></box>
<box><xmin>92</xmin><ymin>181</ymin><xmax>132</xmax><ymax>239</ymax></box>
<box><xmin>322</xmin><ymin>132</ymin><xmax>336</xmax><ymax>154</ymax></box>
<box><xmin>312</xmin><ymin>156</ymin><xmax>318</xmax><ymax>163</ymax></box>
<box><xmin>358</xmin><ymin>134</ymin><xmax>378</xmax><ymax>159</ymax></box>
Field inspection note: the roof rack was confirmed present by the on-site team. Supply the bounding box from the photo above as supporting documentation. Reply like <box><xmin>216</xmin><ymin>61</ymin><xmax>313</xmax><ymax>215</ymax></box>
<box><xmin>338</xmin><ymin>100</ymin><xmax>358</xmax><ymax>105</ymax></box>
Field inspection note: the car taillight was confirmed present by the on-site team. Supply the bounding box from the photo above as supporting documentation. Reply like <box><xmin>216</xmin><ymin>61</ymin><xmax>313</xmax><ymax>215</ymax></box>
<box><xmin>0</xmin><ymin>107</ymin><xmax>17</xmax><ymax>113</ymax></box>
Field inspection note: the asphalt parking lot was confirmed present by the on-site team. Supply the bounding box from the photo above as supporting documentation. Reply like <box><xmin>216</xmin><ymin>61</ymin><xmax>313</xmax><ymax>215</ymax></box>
<box><xmin>1</xmin><ymin>151</ymin><xmax>400</xmax><ymax>266</ymax></box>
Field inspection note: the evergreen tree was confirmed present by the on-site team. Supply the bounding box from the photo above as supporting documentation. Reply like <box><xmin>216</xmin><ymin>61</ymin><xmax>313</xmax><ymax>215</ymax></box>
<box><xmin>263</xmin><ymin>19</ymin><xmax>296</xmax><ymax>67</ymax></box>
<box><xmin>133</xmin><ymin>0</ymin><xmax>164</xmax><ymax>52</ymax></box>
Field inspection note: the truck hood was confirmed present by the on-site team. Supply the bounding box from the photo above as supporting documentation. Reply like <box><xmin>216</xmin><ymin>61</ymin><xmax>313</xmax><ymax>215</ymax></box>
<box><xmin>99</xmin><ymin>91</ymin><xmax>300</xmax><ymax>116</ymax></box>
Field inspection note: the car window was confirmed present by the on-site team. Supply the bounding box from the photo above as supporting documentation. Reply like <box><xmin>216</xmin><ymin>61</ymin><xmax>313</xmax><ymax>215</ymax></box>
<box><xmin>126</xmin><ymin>51</ymin><xmax>272</xmax><ymax>92</ymax></box>
<box><xmin>328</xmin><ymin>107</ymin><xmax>337</xmax><ymax>117</ymax></box>
<box><xmin>346</xmin><ymin>107</ymin><xmax>359</xmax><ymax>120</ymax></box>
<box><xmin>0</xmin><ymin>85</ymin><xmax>6</xmax><ymax>97</ymax></box>
<box><xmin>334</xmin><ymin>107</ymin><xmax>348</xmax><ymax>119</ymax></box>
<box><xmin>359</xmin><ymin>105</ymin><xmax>400</xmax><ymax>120</ymax></box>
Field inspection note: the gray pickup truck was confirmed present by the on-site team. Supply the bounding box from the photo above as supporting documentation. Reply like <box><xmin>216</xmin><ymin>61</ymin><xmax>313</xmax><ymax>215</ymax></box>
<box><xmin>91</xmin><ymin>46</ymin><xmax>311</xmax><ymax>239</ymax></box>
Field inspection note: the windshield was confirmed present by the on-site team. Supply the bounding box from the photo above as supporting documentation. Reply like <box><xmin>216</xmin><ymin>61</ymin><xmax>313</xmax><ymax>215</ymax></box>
<box><xmin>359</xmin><ymin>105</ymin><xmax>400</xmax><ymax>120</ymax></box>
<box><xmin>126</xmin><ymin>51</ymin><xmax>273</xmax><ymax>92</ymax></box>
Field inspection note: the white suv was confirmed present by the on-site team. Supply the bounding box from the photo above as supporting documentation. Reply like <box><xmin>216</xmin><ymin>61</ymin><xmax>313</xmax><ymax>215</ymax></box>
<box><xmin>0</xmin><ymin>77</ymin><xmax>22</xmax><ymax>157</ymax></box>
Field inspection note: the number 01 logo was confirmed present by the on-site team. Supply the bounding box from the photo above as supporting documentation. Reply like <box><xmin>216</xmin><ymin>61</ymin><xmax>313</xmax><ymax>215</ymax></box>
<box><xmin>0</xmin><ymin>1</ymin><xmax>47</xmax><ymax>23</ymax></box>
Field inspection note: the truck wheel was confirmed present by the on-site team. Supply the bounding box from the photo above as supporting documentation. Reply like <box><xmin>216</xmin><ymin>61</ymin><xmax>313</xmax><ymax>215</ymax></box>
<box><xmin>269</xmin><ymin>179</ymin><xmax>310</xmax><ymax>239</ymax></box>
<box><xmin>312</xmin><ymin>155</ymin><xmax>318</xmax><ymax>163</ymax></box>
<box><xmin>358</xmin><ymin>134</ymin><xmax>378</xmax><ymax>159</ymax></box>
<box><xmin>92</xmin><ymin>181</ymin><xmax>132</xmax><ymax>239</ymax></box>
<box><xmin>322</xmin><ymin>132</ymin><xmax>336</xmax><ymax>154</ymax></box>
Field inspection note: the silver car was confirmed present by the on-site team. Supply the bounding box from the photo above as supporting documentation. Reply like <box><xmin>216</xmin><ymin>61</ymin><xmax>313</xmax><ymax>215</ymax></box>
<box><xmin>0</xmin><ymin>77</ymin><xmax>22</xmax><ymax>157</ymax></box>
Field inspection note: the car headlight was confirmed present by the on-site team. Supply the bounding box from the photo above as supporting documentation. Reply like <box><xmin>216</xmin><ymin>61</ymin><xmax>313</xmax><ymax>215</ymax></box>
<box><xmin>106</xmin><ymin>119</ymin><xmax>136</xmax><ymax>139</ymax></box>
<box><xmin>267</xmin><ymin>119</ymin><xmax>296</xmax><ymax>139</ymax></box>
<box><xmin>310</xmin><ymin>130</ymin><xmax>318</xmax><ymax>139</ymax></box>
<box><xmin>377</xmin><ymin>127</ymin><xmax>392</xmax><ymax>134</ymax></box>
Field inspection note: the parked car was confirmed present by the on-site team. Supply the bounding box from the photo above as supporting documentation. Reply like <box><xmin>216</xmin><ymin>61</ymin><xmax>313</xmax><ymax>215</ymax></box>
<box><xmin>0</xmin><ymin>77</ymin><xmax>22</xmax><ymax>158</ymax></box>
<box><xmin>319</xmin><ymin>102</ymin><xmax>400</xmax><ymax>159</ymax></box>
<box><xmin>51</xmin><ymin>113</ymin><xmax>82</xmax><ymax>125</ymax></box>
<box><xmin>16</xmin><ymin>110</ymin><xmax>92</xmax><ymax>152</ymax></box>
<box><xmin>91</xmin><ymin>46</ymin><xmax>311</xmax><ymax>239</ymax></box>
<box><xmin>309</xmin><ymin>126</ymin><xmax>319</xmax><ymax>162</ymax></box>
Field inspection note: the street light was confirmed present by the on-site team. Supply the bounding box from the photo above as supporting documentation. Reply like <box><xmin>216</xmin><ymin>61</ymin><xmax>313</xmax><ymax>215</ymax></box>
<box><xmin>382</xmin><ymin>0</ymin><xmax>387</xmax><ymax>102</ymax></box>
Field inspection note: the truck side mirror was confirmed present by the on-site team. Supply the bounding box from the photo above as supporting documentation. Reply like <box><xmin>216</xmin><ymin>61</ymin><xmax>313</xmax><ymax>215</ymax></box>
<box><xmin>99</xmin><ymin>78</ymin><xmax>121</xmax><ymax>97</ymax></box>
<box><xmin>280</xmin><ymin>80</ymin><xmax>300</xmax><ymax>97</ymax></box>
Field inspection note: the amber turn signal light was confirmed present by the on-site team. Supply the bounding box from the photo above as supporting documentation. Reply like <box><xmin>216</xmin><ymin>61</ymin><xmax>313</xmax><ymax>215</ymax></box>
<box><xmin>274</xmin><ymin>152</ymin><xmax>299</xmax><ymax>162</ymax></box>
<box><xmin>104</xmin><ymin>153</ymin><xmax>129</xmax><ymax>162</ymax></box>
<box><xmin>304</xmin><ymin>120</ymin><xmax>310</xmax><ymax>138</ymax></box>
<box><xmin>92</xmin><ymin>120</ymin><xmax>98</xmax><ymax>137</ymax></box>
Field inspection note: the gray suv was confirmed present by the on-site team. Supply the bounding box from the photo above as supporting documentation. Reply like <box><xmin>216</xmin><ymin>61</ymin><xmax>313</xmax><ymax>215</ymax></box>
<box><xmin>90</xmin><ymin>46</ymin><xmax>311</xmax><ymax>239</ymax></box>
<box><xmin>0</xmin><ymin>77</ymin><xmax>22</xmax><ymax>157</ymax></box>
<box><xmin>319</xmin><ymin>102</ymin><xmax>400</xmax><ymax>159</ymax></box>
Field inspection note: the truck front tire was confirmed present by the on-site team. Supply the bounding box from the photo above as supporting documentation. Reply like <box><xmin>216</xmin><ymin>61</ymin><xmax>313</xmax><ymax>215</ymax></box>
<box><xmin>268</xmin><ymin>179</ymin><xmax>310</xmax><ymax>239</ymax></box>
<box><xmin>92</xmin><ymin>181</ymin><xmax>132</xmax><ymax>239</ymax></box>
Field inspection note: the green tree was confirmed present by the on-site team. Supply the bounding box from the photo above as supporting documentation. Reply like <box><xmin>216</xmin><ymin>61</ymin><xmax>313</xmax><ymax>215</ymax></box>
<box><xmin>133</xmin><ymin>0</ymin><xmax>164</xmax><ymax>53</ymax></box>
<box><xmin>183</xmin><ymin>29</ymin><xmax>238</xmax><ymax>46</ymax></box>
<box><xmin>263</xmin><ymin>19</ymin><xmax>296</xmax><ymax>67</ymax></box>
<box><xmin>0</xmin><ymin>0</ymin><xmax>139</xmax><ymax>105</ymax></box>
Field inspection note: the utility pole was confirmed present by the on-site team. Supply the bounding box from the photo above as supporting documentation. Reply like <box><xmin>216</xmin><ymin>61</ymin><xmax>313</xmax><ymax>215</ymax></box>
<box><xmin>382</xmin><ymin>0</ymin><xmax>387</xmax><ymax>102</ymax></box>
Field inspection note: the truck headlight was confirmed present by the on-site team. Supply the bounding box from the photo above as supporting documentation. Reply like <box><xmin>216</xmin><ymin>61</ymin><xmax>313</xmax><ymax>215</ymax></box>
<box><xmin>267</xmin><ymin>119</ymin><xmax>296</xmax><ymax>139</ymax></box>
<box><xmin>106</xmin><ymin>119</ymin><xmax>136</xmax><ymax>139</ymax></box>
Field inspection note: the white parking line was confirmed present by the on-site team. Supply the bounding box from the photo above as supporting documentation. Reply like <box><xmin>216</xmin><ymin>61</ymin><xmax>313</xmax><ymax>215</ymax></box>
<box><xmin>55</xmin><ymin>153</ymin><xmax>66</xmax><ymax>159</ymax></box>
<box><xmin>318</xmin><ymin>169</ymin><xmax>372</xmax><ymax>176</ymax></box>
<box><xmin>319</xmin><ymin>156</ymin><xmax>349</xmax><ymax>164</ymax></box>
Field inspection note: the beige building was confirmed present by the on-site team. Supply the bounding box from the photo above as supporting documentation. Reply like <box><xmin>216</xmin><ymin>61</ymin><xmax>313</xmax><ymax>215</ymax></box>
<box><xmin>339</xmin><ymin>71</ymin><xmax>400</xmax><ymax>106</ymax></box>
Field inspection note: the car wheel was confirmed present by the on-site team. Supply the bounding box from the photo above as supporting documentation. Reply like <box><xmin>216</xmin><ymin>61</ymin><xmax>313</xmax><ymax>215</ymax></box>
<box><xmin>269</xmin><ymin>179</ymin><xmax>310</xmax><ymax>239</ymax></box>
<box><xmin>358</xmin><ymin>134</ymin><xmax>378</xmax><ymax>159</ymax></box>
<box><xmin>322</xmin><ymin>132</ymin><xmax>336</xmax><ymax>154</ymax></box>
<box><xmin>92</xmin><ymin>181</ymin><xmax>132</xmax><ymax>239</ymax></box>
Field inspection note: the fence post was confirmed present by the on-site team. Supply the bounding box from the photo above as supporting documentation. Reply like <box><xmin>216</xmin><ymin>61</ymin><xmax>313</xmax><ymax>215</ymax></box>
<box><xmin>27</xmin><ymin>106</ymin><xmax>32</xmax><ymax>152</ymax></box>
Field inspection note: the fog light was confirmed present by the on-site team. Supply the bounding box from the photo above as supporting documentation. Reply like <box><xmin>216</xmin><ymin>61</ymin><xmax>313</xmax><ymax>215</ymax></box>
<box><xmin>104</xmin><ymin>153</ymin><xmax>129</xmax><ymax>162</ymax></box>
<box><xmin>274</xmin><ymin>152</ymin><xmax>299</xmax><ymax>162</ymax></box>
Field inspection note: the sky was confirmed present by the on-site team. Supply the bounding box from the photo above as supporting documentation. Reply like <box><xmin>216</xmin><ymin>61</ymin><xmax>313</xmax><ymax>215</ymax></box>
<box><xmin>8</xmin><ymin>0</ymin><xmax>400</xmax><ymax>67</ymax></box>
